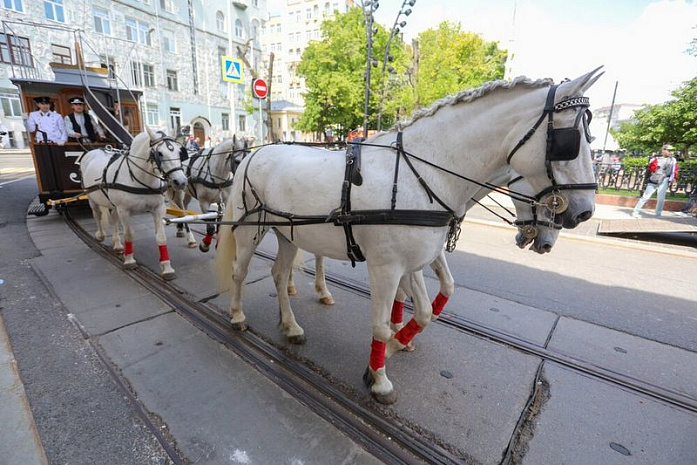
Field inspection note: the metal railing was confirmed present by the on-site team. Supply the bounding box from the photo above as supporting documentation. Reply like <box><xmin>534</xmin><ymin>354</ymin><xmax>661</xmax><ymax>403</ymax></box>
<box><xmin>594</xmin><ymin>163</ymin><xmax>696</xmax><ymax>196</ymax></box>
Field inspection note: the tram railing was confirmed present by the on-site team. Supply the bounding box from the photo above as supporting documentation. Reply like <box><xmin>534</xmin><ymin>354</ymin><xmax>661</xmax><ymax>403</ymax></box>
<box><xmin>594</xmin><ymin>163</ymin><xmax>696</xmax><ymax>197</ymax></box>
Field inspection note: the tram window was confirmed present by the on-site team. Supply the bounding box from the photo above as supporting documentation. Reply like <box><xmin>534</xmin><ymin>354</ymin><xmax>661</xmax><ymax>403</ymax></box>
<box><xmin>51</xmin><ymin>44</ymin><xmax>72</xmax><ymax>65</ymax></box>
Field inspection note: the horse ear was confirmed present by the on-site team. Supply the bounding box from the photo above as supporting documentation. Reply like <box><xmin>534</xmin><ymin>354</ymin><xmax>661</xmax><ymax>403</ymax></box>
<box><xmin>561</xmin><ymin>66</ymin><xmax>604</xmax><ymax>97</ymax></box>
<box><xmin>145</xmin><ymin>125</ymin><xmax>157</xmax><ymax>141</ymax></box>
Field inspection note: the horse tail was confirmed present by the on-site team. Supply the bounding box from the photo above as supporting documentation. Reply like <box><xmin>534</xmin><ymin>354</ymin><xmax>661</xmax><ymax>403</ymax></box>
<box><xmin>215</xmin><ymin>203</ymin><xmax>237</xmax><ymax>293</ymax></box>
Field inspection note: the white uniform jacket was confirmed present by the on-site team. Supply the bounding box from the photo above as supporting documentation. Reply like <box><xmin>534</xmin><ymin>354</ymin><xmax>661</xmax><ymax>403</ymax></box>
<box><xmin>25</xmin><ymin>110</ymin><xmax>68</xmax><ymax>144</ymax></box>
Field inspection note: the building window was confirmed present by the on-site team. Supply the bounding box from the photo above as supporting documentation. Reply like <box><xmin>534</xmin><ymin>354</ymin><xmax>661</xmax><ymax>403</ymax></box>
<box><xmin>2</xmin><ymin>0</ymin><xmax>24</xmax><ymax>13</ymax></box>
<box><xmin>99</xmin><ymin>54</ymin><xmax>116</xmax><ymax>79</ymax></box>
<box><xmin>251</xmin><ymin>20</ymin><xmax>259</xmax><ymax>40</ymax></box>
<box><xmin>221</xmin><ymin>113</ymin><xmax>229</xmax><ymax>131</ymax></box>
<box><xmin>306</xmin><ymin>8</ymin><xmax>311</xmax><ymax>20</ymax></box>
<box><xmin>235</xmin><ymin>19</ymin><xmax>242</xmax><ymax>38</ymax></box>
<box><xmin>238</xmin><ymin>115</ymin><xmax>245</xmax><ymax>132</ymax></box>
<box><xmin>93</xmin><ymin>7</ymin><xmax>111</xmax><ymax>35</ymax></box>
<box><xmin>162</xmin><ymin>29</ymin><xmax>175</xmax><ymax>53</ymax></box>
<box><xmin>276</xmin><ymin>118</ymin><xmax>281</xmax><ymax>128</ymax></box>
<box><xmin>324</xmin><ymin>2</ymin><xmax>330</xmax><ymax>14</ymax></box>
<box><xmin>126</xmin><ymin>18</ymin><xmax>151</xmax><ymax>45</ymax></box>
<box><xmin>216</xmin><ymin>11</ymin><xmax>225</xmax><ymax>32</ymax></box>
<box><xmin>0</xmin><ymin>34</ymin><xmax>32</xmax><ymax>67</ymax></box>
<box><xmin>166</xmin><ymin>69</ymin><xmax>178</xmax><ymax>91</ymax></box>
<box><xmin>169</xmin><ymin>107</ymin><xmax>181</xmax><ymax>131</ymax></box>
<box><xmin>51</xmin><ymin>44</ymin><xmax>72</xmax><ymax>64</ymax></box>
<box><xmin>144</xmin><ymin>103</ymin><xmax>158</xmax><ymax>126</ymax></box>
<box><xmin>130</xmin><ymin>61</ymin><xmax>142</xmax><ymax>86</ymax></box>
<box><xmin>0</xmin><ymin>93</ymin><xmax>21</xmax><ymax>117</ymax></box>
<box><xmin>143</xmin><ymin>64</ymin><xmax>155</xmax><ymax>87</ymax></box>
<box><xmin>252</xmin><ymin>0</ymin><xmax>257</xmax><ymax>6</ymax></box>
<box><xmin>44</xmin><ymin>0</ymin><xmax>64</xmax><ymax>22</ymax></box>
<box><xmin>159</xmin><ymin>0</ymin><xmax>173</xmax><ymax>12</ymax></box>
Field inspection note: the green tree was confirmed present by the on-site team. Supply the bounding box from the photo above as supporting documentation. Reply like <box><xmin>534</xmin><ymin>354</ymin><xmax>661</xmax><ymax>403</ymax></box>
<box><xmin>296</xmin><ymin>7</ymin><xmax>410</xmax><ymax>138</ymax></box>
<box><xmin>414</xmin><ymin>21</ymin><xmax>507</xmax><ymax>107</ymax></box>
<box><xmin>613</xmin><ymin>77</ymin><xmax>697</xmax><ymax>157</ymax></box>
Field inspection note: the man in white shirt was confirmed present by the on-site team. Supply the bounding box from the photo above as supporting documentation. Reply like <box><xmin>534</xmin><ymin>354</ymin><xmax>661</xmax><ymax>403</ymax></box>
<box><xmin>64</xmin><ymin>96</ymin><xmax>106</xmax><ymax>143</ymax></box>
<box><xmin>25</xmin><ymin>96</ymin><xmax>67</xmax><ymax>145</ymax></box>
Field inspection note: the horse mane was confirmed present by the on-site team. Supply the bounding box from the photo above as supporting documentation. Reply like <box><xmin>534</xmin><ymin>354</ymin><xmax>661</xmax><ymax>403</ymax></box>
<box><xmin>129</xmin><ymin>130</ymin><xmax>150</xmax><ymax>157</ymax></box>
<box><xmin>397</xmin><ymin>76</ymin><xmax>554</xmax><ymax>129</ymax></box>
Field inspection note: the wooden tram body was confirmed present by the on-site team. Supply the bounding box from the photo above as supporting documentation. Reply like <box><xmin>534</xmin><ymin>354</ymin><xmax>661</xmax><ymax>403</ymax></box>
<box><xmin>13</xmin><ymin>62</ymin><xmax>142</xmax><ymax>213</ymax></box>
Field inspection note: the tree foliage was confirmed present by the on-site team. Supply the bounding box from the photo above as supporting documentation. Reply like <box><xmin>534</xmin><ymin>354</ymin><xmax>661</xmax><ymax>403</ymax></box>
<box><xmin>413</xmin><ymin>21</ymin><xmax>507</xmax><ymax>107</ymax></box>
<box><xmin>613</xmin><ymin>77</ymin><xmax>697</xmax><ymax>157</ymax></box>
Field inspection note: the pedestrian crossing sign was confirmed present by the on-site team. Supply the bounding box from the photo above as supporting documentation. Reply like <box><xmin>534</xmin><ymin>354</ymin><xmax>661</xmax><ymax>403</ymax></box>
<box><xmin>221</xmin><ymin>56</ymin><xmax>244</xmax><ymax>84</ymax></box>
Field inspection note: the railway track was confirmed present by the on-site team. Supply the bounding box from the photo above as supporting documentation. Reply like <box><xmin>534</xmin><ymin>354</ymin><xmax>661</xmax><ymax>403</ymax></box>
<box><xmin>61</xmin><ymin>208</ymin><xmax>697</xmax><ymax>465</ymax></box>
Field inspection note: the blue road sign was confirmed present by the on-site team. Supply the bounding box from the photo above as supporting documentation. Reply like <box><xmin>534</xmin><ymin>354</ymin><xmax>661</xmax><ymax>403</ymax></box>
<box><xmin>221</xmin><ymin>57</ymin><xmax>244</xmax><ymax>84</ymax></box>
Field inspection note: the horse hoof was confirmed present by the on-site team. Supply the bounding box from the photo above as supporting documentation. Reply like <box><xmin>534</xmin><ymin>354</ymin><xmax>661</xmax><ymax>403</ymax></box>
<box><xmin>372</xmin><ymin>390</ymin><xmax>397</xmax><ymax>405</ymax></box>
<box><xmin>113</xmin><ymin>247</ymin><xmax>124</xmax><ymax>255</ymax></box>
<box><xmin>199</xmin><ymin>243</ymin><xmax>210</xmax><ymax>253</ymax></box>
<box><xmin>187</xmin><ymin>241</ymin><xmax>198</xmax><ymax>249</ymax></box>
<box><xmin>95</xmin><ymin>234</ymin><xmax>105</xmax><ymax>242</ymax></box>
<box><xmin>402</xmin><ymin>342</ymin><xmax>416</xmax><ymax>352</ymax></box>
<box><xmin>162</xmin><ymin>271</ymin><xmax>177</xmax><ymax>281</ymax></box>
<box><xmin>287</xmin><ymin>286</ymin><xmax>297</xmax><ymax>296</ymax></box>
<box><xmin>176</xmin><ymin>230</ymin><xmax>185</xmax><ymax>238</ymax></box>
<box><xmin>123</xmin><ymin>262</ymin><xmax>137</xmax><ymax>270</ymax></box>
<box><xmin>231</xmin><ymin>321</ymin><xmax>247</xmax><ymax>331</ymax></box>
<box><xmin>287</xmin><ymin>334</ymin><xmax>306</xmax><ymax>345</ymax></box>
<box><xmin>319</xmin><ymin>296</ymin><xmax>335</xmax><ymax>305</ymax></box>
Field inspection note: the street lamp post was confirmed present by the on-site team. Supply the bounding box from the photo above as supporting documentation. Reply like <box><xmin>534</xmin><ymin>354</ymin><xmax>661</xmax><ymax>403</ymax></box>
<box><xmin>361</xmin><ymin>0</ymin><xmax>379</xmax><ymax>139</ymax></box>
<box><xmin>377</xmin><ymin>0</ymin><xmax>415</xmax><ymax>132</ymax></box>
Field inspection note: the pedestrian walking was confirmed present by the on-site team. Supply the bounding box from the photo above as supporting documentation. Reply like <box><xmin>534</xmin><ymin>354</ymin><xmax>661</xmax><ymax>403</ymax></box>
<box><xmin>632</xmin><ymin>144</ymin><xmax>679</xmax><ymax>218</ymax></box>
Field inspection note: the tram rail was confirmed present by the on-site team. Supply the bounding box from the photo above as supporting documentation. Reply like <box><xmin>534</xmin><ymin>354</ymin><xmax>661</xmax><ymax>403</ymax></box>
<box><xmin>61</xmin><ymin>207</ymin><xmax>697</xmax><ymax>465</ymax></box>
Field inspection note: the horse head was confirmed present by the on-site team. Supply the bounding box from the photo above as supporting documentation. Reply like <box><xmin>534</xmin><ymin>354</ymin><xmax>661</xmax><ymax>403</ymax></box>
<box><xmin>508</xmin><ymin>174</ymin><xmax>561</xmax><ymax>254</ymax></box>
<box><xmin>507</xmin><ymin>66</ymin><xmax>603</xmax><ymax>229</ymax></box>
<box><xmin>144</xmin><ymin>126</ymin><xmax>188</xmax><ymax>190</ymax></box>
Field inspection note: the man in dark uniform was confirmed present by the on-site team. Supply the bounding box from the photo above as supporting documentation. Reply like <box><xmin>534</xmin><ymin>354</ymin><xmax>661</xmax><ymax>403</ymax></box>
<box><xmin>64</xmin><ymin>96</ymin><xmax>106</xmax><ymax>143</ymax></box>
<box><xmin>25</xmin><ymin>96</ymin><xmax>67</xmax><ymax>144</ymax></box>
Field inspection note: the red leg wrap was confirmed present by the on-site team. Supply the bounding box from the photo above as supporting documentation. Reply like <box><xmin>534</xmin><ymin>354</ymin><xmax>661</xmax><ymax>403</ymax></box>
<box><xmin>124</xmin><ymin>241</ymin><xmax>133</xmax><ymax>256</ymax></box>
<box><xmin>369</xmin><ymin>339</ymin><xmax>386</xmax><ymax>372</ymax></box>
<box><xmin>432</xmin><ymin>292</ymin><xmax>449</xmax><ymax>316</ymax></box>
<box><xmin>203</xmin><ymin>234</ymin><xmax>213</xmax><ymax>246</ymax></box>
<box><xmin>391</xmin><ymin>301</ymin><xmax>405</xmax><ymax>325</ymax></box>
<box><xmin>395</xmin><ymin>319</ymin><xmax>422</xmax><ymax>346</ymax></box>
<box><xmin>159</xmin><ymin>245</ymin><xmax>170</xmax><ymax>262</ymax></box>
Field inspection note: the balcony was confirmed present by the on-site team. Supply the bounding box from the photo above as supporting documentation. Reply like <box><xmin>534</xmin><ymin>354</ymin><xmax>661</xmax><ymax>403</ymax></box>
<box><xmin>232</xmin><ymin>0</ymin><xmax>247</xmax><ymax>10</ymax></box>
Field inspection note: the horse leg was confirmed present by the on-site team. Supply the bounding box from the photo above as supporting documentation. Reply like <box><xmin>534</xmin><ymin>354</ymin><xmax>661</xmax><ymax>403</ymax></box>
<box><xmin>198</xmin><ymin>199</ymin><xmax>215</xmax><ymax>252</ymax></box>
<box><xmin>363</xmin><ymin>264</ymin><xmax>402</xmax><ymax>404</ymax></box>
<box><xmin>429</xmin><ymin>249</ymin><xmax>453</xmax><ymax>322</ymax></box>
<box><xmin>386</xmin><ymin>270</ymin><xmax>433</xmax><ymax>359</ymax></box>
<box><xmin>287</xmin><ymin>250</ymin><xmax>298</xmax><ymax>295</ymax></box>
<box><xmin>152</xmin><ymin>204</ymin><xmax>176</xmax><ymax>280</ymax></box>
<box><xmin>390</xmin><ymin>284</ymin><xmax>415</xmax><ymax>352</ymax></box>
<box><xmin>228</xmin><ymin>226</ymin><xmax>265</xmax><ymax>331</ymax></box>
<box><xmin>109</xmin><ymin>208</ymin><xmax>123</xmax><ymax>254</ymax></box>
<box><xmin>314</xmin><ymin>255</ymin><xmax>335</xmax><ymax>305</ymax></box>
<box><xmin>172</xmin><ymin>190</ymin><xmax>186</xmax><ymax>238</ymax></box>
<box><xmin>118</xmin><ymin>208</ymin><xmax>137</xmax><ymax>270</ymax></box>
<box><xmin>174</xmin><ymin>190</ymin><xmax>197</xmax><ymax>248</ymax></box>
<box><xmin>88</xmin><ymin>199</ymin><xmax>106</xmax><ymax>242</ymax></box>
<box><xmin>272</xmin><ymin>234</ymin><xmax>305</xmax><ymax>344</ymax></box>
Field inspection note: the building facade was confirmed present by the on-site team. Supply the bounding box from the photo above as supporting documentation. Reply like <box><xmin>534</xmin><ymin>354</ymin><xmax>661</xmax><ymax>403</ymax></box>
<box><xmin>262</xmin><ymin>0</ymin><xmax>353</xmax><ymax>141</ymax></box>
<box><xmin>0</xmin><ymin>0</ymin><xmax>269</xmax><ymax>148</ymax></box>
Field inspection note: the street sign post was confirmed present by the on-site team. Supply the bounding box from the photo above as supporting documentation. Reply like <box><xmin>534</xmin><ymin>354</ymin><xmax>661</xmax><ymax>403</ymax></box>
<box><xmin>252</xmin><ymin>78</ymin><xmax>268</xmax><ymax>99</ymax></box>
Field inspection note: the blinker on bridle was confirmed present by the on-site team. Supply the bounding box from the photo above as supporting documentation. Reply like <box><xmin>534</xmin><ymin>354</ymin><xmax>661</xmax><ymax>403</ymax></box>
<box><xmin>148</xmin><ymin>131</ymin><xmax>187</xmax><ymax>178</ymax></box>
<box><xmin>506</xmin><ymin>84</ymin><xmax>597</xmax><ymax>215</ymax></box>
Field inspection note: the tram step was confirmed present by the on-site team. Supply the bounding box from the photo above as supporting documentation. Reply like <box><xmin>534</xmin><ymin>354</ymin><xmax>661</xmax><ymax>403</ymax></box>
<box><xmin>27</xmin><ymin>203</ymin><xmax>49</xmax><ymax>217</ymax></box>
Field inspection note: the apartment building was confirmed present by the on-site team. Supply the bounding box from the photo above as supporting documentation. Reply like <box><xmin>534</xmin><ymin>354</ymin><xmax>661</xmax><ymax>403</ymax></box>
<box><xmin>263</xmin><ymin>0</ymin><xmax>353</xmax><ymax>141</ymax></box>
<box><xmin>0</xmin><ymin>0</ymin><xmax>268</xmax><ymax>148</ymax></box>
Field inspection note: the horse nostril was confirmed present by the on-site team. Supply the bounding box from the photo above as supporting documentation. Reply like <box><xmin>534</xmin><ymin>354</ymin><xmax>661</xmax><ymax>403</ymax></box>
<box><xmin>542</xmin><ymin>244</ymin><xmax>552</xmax><ymax>253</ymax></box>
<box><xmin>577</xmin><ymin>210</ymin><xmax>593</xmax><ymax>222</ymax></box>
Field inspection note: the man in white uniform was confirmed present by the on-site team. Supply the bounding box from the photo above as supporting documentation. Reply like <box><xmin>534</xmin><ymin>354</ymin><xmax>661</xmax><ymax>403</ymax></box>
<box><xmin>25</xmin><ymin>96</ymin><xmax>67</xmax><ymax>145</ymax></box>
<box><xmin>64</xmin><ymin>96</ymin><xmax>106</xmax><ymax>143</ymax></box>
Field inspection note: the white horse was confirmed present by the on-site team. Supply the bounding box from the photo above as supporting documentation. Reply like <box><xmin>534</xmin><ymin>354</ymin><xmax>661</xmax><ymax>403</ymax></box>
<box><xmin>169</xmin><ymin>136</ymin><xmax>248</xmax><ymax>251</ymax></box>
<box><xmin>80</xmin><ymin>127</ymin><xmax>188</xmax><ymax>280</ymax></box>
<box><xmin>217</xmin><ymin>69</ymin><xmax>602</xmax><ymax>403</ymax></box>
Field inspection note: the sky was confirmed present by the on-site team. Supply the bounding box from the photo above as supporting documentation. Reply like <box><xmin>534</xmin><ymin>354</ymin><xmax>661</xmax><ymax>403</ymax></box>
<box><xmin>267</xmin><ymin>0</ymin><xmax>697</xmax><ymax>109</ymax></box>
